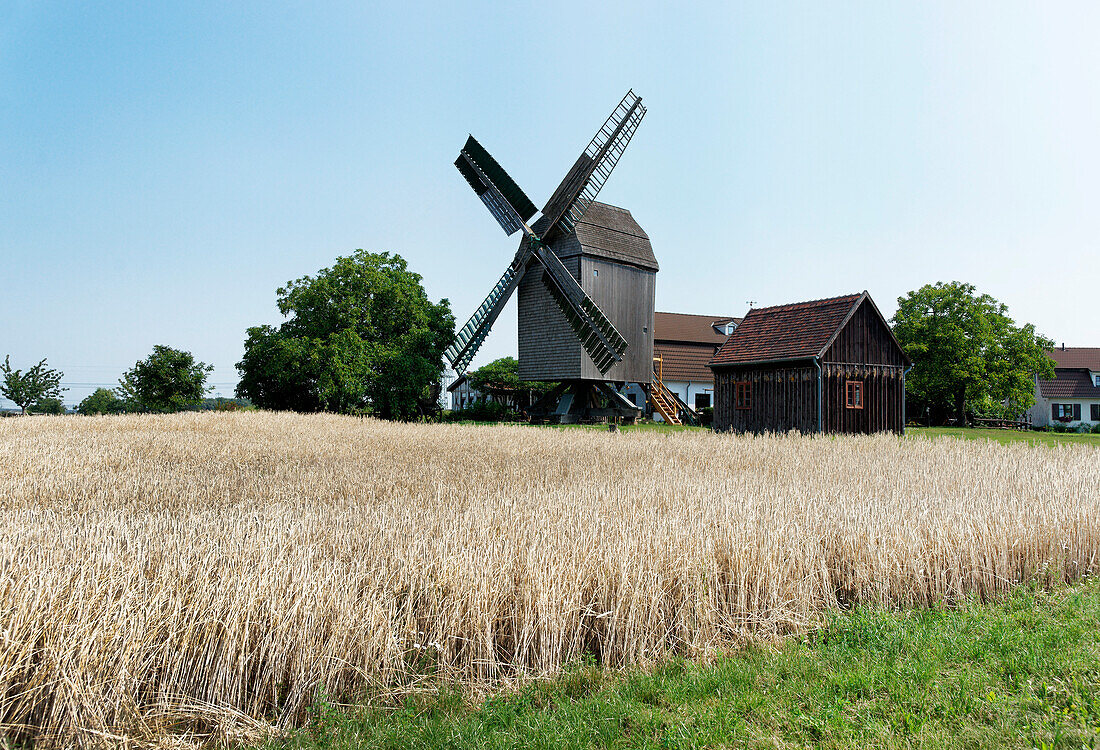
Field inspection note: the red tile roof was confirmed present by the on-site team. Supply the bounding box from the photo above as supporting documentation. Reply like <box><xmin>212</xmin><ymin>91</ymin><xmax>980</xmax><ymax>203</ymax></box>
<box><xmin>653</xmin><ymin>312</ymin><xmax>740</xmax><ymax>345</ymax></box>
<box><xmin>654</xmin><ymin>342</ymin><xmax>720</xmax><ymax>383</ymax></box>
<box><xmin>710</xmin><ymin>293</ymin><xmax>864</xmax><ymax>366</ymax></box>
<box><xmin>1038</xmin><ymin>369</ymin><xmax>1100</xmax><ymax>399</ymax></box>
<box><xmin>1048</xmin><ymin>348</ymin><xmax>1100</xmax><ymax>370</ymax></box>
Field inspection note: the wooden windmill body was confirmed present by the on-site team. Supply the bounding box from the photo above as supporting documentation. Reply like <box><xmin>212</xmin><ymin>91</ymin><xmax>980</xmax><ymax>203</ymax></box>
<box><xmin>518</xmin><ymin>202</ymin><xmax>657</xmax><ymax>384</ymax></box>
<box><xmin>445</xmin><ymin>91</ymin><xmax>654</xmax><ymax>421</ymax></box>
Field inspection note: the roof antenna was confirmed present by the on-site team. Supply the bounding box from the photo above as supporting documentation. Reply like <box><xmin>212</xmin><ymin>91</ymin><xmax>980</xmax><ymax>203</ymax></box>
<box><xmin>746</xmin><ymin>300</ymin><xmax>756</xmax><ymax>310</ymax></box>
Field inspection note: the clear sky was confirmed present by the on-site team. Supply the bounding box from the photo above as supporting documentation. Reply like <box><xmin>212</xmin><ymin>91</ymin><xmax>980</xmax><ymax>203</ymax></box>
<box><xmin>3</xmin><ymin>2</ymin><xmax>1098</xmax><ymax>408</ymax></box>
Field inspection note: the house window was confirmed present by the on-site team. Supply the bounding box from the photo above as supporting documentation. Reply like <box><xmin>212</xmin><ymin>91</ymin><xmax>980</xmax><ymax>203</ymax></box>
<box><xmin>1052</xmin><ymin>403</ymin><xmax>1080</xmax><ymax>421</ymax></box>
<box><xmin>734</xmin><ymin>381</ymin><xmax>751</xmax><ymax>410</ymax></box>
<box><xmin>695</xmin><ymin>393</ymin><xmax>711</xmax><ymax>410</ymax></box>
<box><xmin>845</xmin><ymin>381</ymin><xmax>863</xmax><ymax>409</ymax></box>
<box><xmin>1095</xmin><ymin>374</ymin><xmax>1100</xmax><ymax>387</ymax></box>
<box><xmin>1092</xmin><ymin>404</ymin><xmax>1099</xmax><ymax>422</ymax></box>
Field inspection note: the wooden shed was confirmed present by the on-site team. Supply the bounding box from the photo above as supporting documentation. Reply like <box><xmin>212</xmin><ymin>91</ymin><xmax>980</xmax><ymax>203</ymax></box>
<box><xmin>709</xmin><ymin>292</ymin><xmax>910</xmax><ymax>434</ymax></box>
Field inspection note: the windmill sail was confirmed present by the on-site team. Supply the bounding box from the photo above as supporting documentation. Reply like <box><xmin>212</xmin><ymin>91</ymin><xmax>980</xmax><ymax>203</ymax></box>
<box><xmin>539</xmin><ymin>90</ymin><xmax>646</xmax><ymax>242</ymax></box>
<box><xmin>455</xmin><ymin>136</ymin><xmax>537</xmax><ymax>236</ymax></box>
<box><xmin>532</xmin><ymin>245</ymin><xmax>628</xmax><ymax>373</ymax></box>
<box><xmin>444</xmin><ymin>261</ymin><xmax>523</xmax><ymax>373</ymax></box>
<box><xmin>446</xmin><ymin>91</ymin><xmax>645</xmax><ymax>377</ymax></box>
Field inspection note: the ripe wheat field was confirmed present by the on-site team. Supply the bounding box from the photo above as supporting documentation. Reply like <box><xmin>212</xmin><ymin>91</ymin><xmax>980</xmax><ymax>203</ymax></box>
<box><xmin>1</xmin><ymin>412</ymin><xmax>1098</xmax><ymax>747</ymax></box>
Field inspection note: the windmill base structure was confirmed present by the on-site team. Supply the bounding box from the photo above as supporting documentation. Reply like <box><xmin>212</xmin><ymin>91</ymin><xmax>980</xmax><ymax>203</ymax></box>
<box><xmin>444</xmin><ymin>91</ymin><xmax>655</xmax><ymax>423</ymax></box>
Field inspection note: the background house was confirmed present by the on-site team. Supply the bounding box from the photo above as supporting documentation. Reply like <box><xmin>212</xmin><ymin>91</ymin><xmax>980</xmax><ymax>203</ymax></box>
<box><xmin>447</xmin><ymin>374</ymin><xmax>484</xmax><ymax>411</ymax></box>
<box><xmin>621</xmin><ymin>312</ymin><xmax>739</xmax><ymax>421</ymax></box>
<box><xmin>1027</xmin><ymin>347</ymin><xmax>1100</xmax><ymax>429</ymax></box>
<box><xmin>709</xmin><ymin>292</ymin><xmax>909</xmax><ymax>434</ymax></box>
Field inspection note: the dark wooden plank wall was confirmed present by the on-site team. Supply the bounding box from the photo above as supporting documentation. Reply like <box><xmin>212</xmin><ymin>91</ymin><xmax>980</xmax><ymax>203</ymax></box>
<box><xmin>823</xmin><ymin>299</ymin><xmax>907</xmax><ymax>367</ymax></box>
<box><xmin>518</xmin><ymin>256</ymin><xmax>583</xmax><ymax>381</ymax></box>
<box><xmin>712</xmin><ymin>365</ymin><xmax>817</xmax><ymax>433</ymax></box>
<box><xmin>822</xmin><ymin>363</ymin><xmax>905</xmax><ymax>434</ymax></box>
<box><xmin>580</xmin><ymin>257</ymin><xmax>655</xmax><ymax>383</ymax></box>
<box><xmin>822</xmin><ymin>299</ymin><xmax>906</xmax><ymax>433</ymax></box>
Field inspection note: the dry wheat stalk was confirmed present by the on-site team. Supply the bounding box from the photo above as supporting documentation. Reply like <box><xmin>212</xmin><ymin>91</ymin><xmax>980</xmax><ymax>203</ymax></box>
<box><xmin>0</xmin><ymin>412</ymin><xmax>1096</xmax><ymax>747</ymax></box>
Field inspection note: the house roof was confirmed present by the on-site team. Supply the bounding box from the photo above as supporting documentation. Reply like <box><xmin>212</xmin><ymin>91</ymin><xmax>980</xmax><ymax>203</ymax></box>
<box><xmin>446</xmin><ymin>374</ymin><xmax>469</xmax><ymax>393</ymax></box>
<box><xmin>654</xmin><ymin>341</ymin><xmax>719</xmax><ymax>383</ymax></box>
<box><xmin>710</xmin><ymin>293</ymin><xmax>865</xmax><ymax>367</ymax></box>
<box><xmin>1038</xmin><ymin>369</ymin><xmax>1100</xmax><ymax>399</ymax></box>
<box><xmin>531</xmin><ymin>202</ymin><xmax>658</xmax><ymax>272</ymax></box>
<box><xmin>1048</xmin><ymin>347</ymin><xmax>1100</xmax><ymax>370</ymax></box>
<box><xmin>654</xmin><ymin>312</ymin><xmax>741</xmax><ymax>345</ymax></box>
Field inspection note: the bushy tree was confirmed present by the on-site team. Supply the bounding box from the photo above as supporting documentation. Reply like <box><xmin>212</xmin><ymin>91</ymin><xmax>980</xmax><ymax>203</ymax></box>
<box><xmin>467</xmin><ymin>356</ymin><xmax>556</xmax><ymax>411</ymax></box>
<box><xmin>1</xmin><ymin>356</ymin><xmax>65</xmax><ymax>415</ymax></box>
<box><xmin>892</xmin><ymin>282</ymin><xmax>1054</xmax><ymax>425</ymax></box>
<box><xmin>119</xmin><ymin>346</ymin><xmax>213</xmax><ymax>413</ymax></box>
<box><xmin>236</xmin><ymin>250</ymin><xmax>453</xmax><ymax>420</ymax></box>
<box><xmin>30</xmin><ymin>397</ymin><xmax>66</xmax><ymax>415</ymax></box>
<box><xmin>78</xmin><ymin>387</ymin><xmax>126</xmax><ymax>415</ymax></box>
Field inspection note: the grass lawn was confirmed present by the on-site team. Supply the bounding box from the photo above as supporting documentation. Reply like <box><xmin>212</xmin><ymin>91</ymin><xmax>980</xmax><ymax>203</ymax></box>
<box><xmin>266</xmin><ymin>581</ymin><xmax>1100</xmax><ymax>750</ymax></box>
<box><xmin>908</xmin><ymin>426</ymin><xmax>1100</xmax><ymax>448</ymax></box>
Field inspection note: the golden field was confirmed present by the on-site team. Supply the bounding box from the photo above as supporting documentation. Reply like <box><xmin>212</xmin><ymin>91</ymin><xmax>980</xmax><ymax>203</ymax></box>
<box><xmin>0</xmin><ymin>411</ymin><xmax>1097</xmax><ymax>747</ymax></box>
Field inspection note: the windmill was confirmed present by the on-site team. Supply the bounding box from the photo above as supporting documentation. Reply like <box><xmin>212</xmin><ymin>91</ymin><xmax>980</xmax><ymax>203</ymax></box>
<box><xmin>446</xmin><ymin>90</ymin><xmax>657</xmax><ymax>423</ymax></box>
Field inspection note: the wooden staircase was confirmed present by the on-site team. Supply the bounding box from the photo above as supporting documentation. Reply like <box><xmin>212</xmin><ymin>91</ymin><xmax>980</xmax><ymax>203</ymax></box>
<box><xmin>650</xmin><ymin>354</ymin><xmax>694</xmax><ymax>426</ymax></box>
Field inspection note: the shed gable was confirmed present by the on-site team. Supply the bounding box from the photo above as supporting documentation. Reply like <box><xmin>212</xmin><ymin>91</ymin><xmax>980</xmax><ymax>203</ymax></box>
<box><xmin>822</xmin><ymin>297</ymin><xmax>909</xmax><ymax>367</ymax></box>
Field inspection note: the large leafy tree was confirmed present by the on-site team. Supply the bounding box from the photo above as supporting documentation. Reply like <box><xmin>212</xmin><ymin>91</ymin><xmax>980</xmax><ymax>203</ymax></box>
<box><xmin>78</xmin><ymin>387</ymin><xmax>126</xmax><ymax>415</ymax></box>
<box><xmin>1</xmin><ymin>356</ymin><xmax>66</xmax><ymax>415</ymax></box>
<box><xmin>467</xmin><ymin>357</ymin><xmax>556</xmax><ymax>411</ymax></box>
<box><xmin>236</xmin><ymin>250</ymin><xmax>454</xmax><ymax>420</ymax></box>
<box><xmin>119</xmin><ymin>345</ymin><xmax>213</xmax><ymax>413</ymax></box>
<box><xmin>892</xmin><ymin>282</ymin><xmax>1054</xmax><ymax>425</ymax></box>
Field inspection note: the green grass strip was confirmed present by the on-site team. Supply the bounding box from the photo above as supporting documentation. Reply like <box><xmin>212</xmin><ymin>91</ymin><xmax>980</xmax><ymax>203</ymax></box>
<box><xmin>266</xmin><ymin>581</ymin><xmax>1100</xmax><ymax>749</ymax></box>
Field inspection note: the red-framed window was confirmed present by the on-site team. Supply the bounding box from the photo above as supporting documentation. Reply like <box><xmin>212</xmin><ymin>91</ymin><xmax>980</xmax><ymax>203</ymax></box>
<box><xmin>845</xmin><ymin>380</ymin><xmax>863</xmax><ymax>409</ymax></box>
<box><xmin>735</xmin><ymin>381</ymin><xmax>752</xmax><ymax>410</ymax></box>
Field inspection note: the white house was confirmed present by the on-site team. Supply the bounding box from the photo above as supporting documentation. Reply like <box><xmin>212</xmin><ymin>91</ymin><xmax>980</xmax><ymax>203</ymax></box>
<box><xmin>622</xmin><ymin>312</ymin><xmax>740</xmax><ymax>421</ymax></box>
<box><xmin>1027</xmin><ymin>347</ymin><xmax>1100</xmax><ymax>429</ymax></box>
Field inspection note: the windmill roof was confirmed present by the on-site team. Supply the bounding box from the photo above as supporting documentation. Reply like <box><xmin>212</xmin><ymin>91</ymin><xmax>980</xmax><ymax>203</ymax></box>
<box><xmin>532</xmin><ymin>202</ymin><xmax>658</xmax><ymax>272</ymax></box>
<box><xmin>710</xmin><ymin>293</ymin><xmax>865</xmax><ymax>366</ymax></box>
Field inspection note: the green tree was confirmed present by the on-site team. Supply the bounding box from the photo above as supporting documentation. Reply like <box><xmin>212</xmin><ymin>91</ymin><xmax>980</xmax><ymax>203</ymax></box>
<box><xmin>1</xmin><ymin>356</ymin><xmax>66</xmax><ymax>415</ymax></box>
<box><xmin>119</xmin><ymin>345</ymin><xmax>213</xmax><ymax>413</ymax></box>
<box><xmin>467</xmin><ymin>356</ymin><xmax>556</xmax><ymax>411</ymax></box>
<box><xmin>891</xmin><ymin>282</ymin><xmax>1055</xmax><ymax>425</ymax></box>
<box><xmin>30</xmin><ymin>396</ymin><xmax>66</xmax><ymax>414</ymax></box>
<box><xmin>236</xmin><ymin>250</ymin><xmax>454</xmax><ymax>419</ymax></box>
<box><xmin>78</xmin><ymin>387</ymin><xmax>126</xmax><ymax>415</ymax></box>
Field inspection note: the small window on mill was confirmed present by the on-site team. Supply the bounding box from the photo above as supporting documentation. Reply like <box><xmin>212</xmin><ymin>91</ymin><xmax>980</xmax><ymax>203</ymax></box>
<box><xmin>845</xmin><ymin>380</ymin><xmax>863</xmax><ymax>409</ymax></box>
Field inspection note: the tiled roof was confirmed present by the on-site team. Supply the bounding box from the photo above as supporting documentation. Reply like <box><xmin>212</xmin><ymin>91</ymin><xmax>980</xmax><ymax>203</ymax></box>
<box><xmin>1038</xmin><ymin>369</ymin><xmax>1100</xmax><ymax>399</ymax></box>
<box><xmin>1048</xmin><ymin>348</ymin><xmax>1100</xmax><ymax>371</ymax></box>
<box><xmin>710</xmin><ymin>293</ymin><xmax>863</xmax><ymax>366</ymax></box>
<box><xmin>654</xmin><ymin>312</ymin><xmax>741</xmax><ymax>345</ymax></box>
<box><xmin>654</xmin><ymin>342</ymin><xmax>720</xmax><ymax>383</ymax></box>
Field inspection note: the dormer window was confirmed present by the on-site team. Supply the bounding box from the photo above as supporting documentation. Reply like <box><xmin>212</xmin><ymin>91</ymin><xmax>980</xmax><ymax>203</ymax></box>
<box><xmin>713</xmin><ymin>322</ymin><xmax>737</xmax><ymax>336</ymax></box>
<box><xmin>1094</xmin><ymin>373</ymin><xmax>1100</xmax><ymax>387</ymax></box>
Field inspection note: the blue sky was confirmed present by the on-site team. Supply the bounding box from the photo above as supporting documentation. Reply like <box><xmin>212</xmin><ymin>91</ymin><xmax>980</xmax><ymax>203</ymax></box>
<box><xmin>3</xmin><ymin>2</ymin><xmax>1098</xmax><ymax>407</ymax></box>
